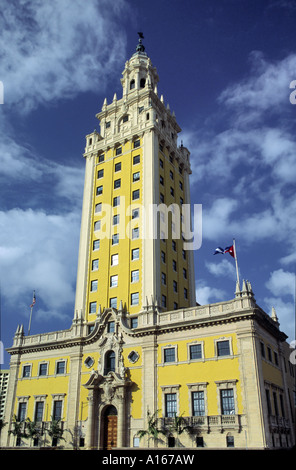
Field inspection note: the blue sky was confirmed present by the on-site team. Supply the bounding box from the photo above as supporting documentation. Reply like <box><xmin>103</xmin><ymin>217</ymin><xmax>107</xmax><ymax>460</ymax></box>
<box><xmin>1</xmin><ymin>0</ymin><xmax>295</xmax><ymax>367</ymax></box>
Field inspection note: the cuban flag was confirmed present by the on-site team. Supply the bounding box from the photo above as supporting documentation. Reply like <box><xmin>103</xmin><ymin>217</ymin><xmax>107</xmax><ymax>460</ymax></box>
<box><xmin>224</xmin><ymin>245</ymin><xmax>235</xmax><ymax>258</ymax></box>
<box><xmin>213</xmin><ymin>247</ymin><xmax>225</xmax><ymax>255</ymax></box>
<box><xmin>213</xmin><ymin>245</ymin><xmax>235</xmax><ymax>258</ymax></box>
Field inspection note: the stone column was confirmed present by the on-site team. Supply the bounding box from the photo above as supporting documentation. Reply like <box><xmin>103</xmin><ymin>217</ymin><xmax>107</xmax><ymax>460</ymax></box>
<box><xmin>86</xmin><ymin>390</ymin><xmax>95</xmax><ymax>450</ymax></box>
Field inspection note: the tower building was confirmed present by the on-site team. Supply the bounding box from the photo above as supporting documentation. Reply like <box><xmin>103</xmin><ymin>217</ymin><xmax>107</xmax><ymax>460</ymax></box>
<box><xmin>74</xmin><ymin>34</ymin><xmax>195</xmax><ymax>328</ymax></box>
<box><xmin>2</xmin><ymin>37</ymin><xmax>295</xmax><ymax>450</ymax></box>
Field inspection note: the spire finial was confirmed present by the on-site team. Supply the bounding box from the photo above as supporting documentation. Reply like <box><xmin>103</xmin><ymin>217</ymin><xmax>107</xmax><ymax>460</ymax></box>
<box><xmin>136</xmin><ymin>32</ymin><xmax>145</xmax><ymax>53</ymax></box>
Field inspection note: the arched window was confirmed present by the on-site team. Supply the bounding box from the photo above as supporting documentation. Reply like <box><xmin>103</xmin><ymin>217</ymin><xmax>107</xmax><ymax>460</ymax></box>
<box><xmin>104</xmin><ymin>350</ymin><xmax>115</xmax><ymax>375</ymax></box>
<box><xmin>140</xmin><ymin>78</ymin><xmax>146</xmax><ymax>88</ymax></box>
<box><xmin>130</xmin><ymin>79</ymin><xmax>135</xmax><ymax>90</ymax></box>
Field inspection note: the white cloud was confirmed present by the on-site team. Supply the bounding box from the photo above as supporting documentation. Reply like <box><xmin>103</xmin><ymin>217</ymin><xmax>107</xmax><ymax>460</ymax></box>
<box><xmin>266</xmin><ymin>269</ymin><xmax>295</xmax><ymax>297</ymax></box>
<box><xmin>0</xmin><ymin>208</ymin><xmax>81</xmax><ymax>323</ymax></box>
<box><xmin>195</xmin><ymin>281</ymin><xmax>225</xmax><ymax>305</ymax></box>
<box><xmin>0</xmin><ymin>0</ymin><xmax>128</xmax><ymax>112</ymax></box>
<box><xmin>219</xmin><ymin>52</ymin><xmax>296</xmax><ymax>118</ymax></box>
<box><xmin>205</xmin><ymin>258</ymin><xmax>236</xmax><ymax>279</ymax></box>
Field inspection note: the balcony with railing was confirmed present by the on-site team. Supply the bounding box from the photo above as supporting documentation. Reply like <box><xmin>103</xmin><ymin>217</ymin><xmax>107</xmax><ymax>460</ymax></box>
<box><xmin>159</xmin><ymin>415</ymin><xmax>242</xmax><ymax>434</ymax></box>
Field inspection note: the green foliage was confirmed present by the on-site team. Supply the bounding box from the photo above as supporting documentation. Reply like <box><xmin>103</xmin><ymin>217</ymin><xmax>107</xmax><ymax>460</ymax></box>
<box><xmin>136</xmin><ymin>409</ymin><xmax>166</xmax><ymax>447</ymax></box>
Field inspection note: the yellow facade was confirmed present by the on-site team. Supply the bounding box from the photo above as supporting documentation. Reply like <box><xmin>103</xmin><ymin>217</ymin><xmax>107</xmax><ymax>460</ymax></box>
<box><xmin>2</xmin><ymin>37</ymin><xmax>295</xmax><ymax>450</ymax></box>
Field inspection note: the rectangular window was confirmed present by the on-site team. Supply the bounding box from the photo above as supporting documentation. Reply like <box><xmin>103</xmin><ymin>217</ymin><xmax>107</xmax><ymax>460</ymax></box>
<box><xmin>164</xmin><ymin>347</ymin><xmax>175</xmax><ymax>363</ymax></box>
<box><xmin>116</xmin><ymin>147</ymin><xmax>122</xmax><ymax>156</ymax></box>
<box><xmin>22</xmin><ymin>365</ymin><xmax>31</xmax><ymax>378</ymax></box>
<box><xmin>132</xmin><ymin>248</ymin><xmax>139</xmax><ymax>260</ymax></box>
<box><xmin>190</xmin><ymin>344</ymin><xmax>202</xmax><ymax>360</ymax></box>
<box><xmin>183</xmin><ymin>268</ymin><xmax>187</xmax><ymax>279</ymax></box>
<box><xmin>179</xmin><ymin>181</ymin><xmax>183</xmax><ymax>190</ymax></box>
<box><xmin>98</xmin><ymin>154</ymin><xmax>104</xmax><ymax>163</ymax></box>
<box><xmin>34</xmin><ymin>402</ymin><xmax>44</xmax><ymax>422</ymax></box>
<box><xmin>220</xmin><ymin>389</ymin><xmax>235</xmax><ymax>415</ymax></box>
<box><xmin>196</xmin><ymin>437</ymin><xmax>204</xmax><ymax>448</ymax></box>
<box><xmin>91</xmin><ymin>280</ymin><xmax>98</xmax><ymax>292</ymax></box>
<box><xmin>133</xmin><ymin>171</ymin><xmax>140</xmax><ymax>182</ymax></box>
<box><xmin>160</xmin><ymin>159</ymin><xmax>164</xmax><ymax>168</ymax></box>
<box><xmin>131</xmin><ymin>317</ymin><xmax>138</xmax><ymax>329</ymax></box>
<box><xmin>161</xmin><ymin>272</ymin><xmax>166</xmax><ymax>285</ymax></box>
<box><xmin>217</xmin><ymin>340</ymin><xmax>230</xmax><ymax>356</ymax></box>
<box><xmin>172</xmin><ymin>240</ymin><xmax>176</xmax><ymax>251</ymax></box>
<box><xmin>170</xmin><ymin>170</ymin><xmax>174</xmax><ymax>180</ymax></box>
<box><xmin>96</xmin><ymin>185</ymin><xmax>103</xmax><ymax>196</ymax></box>
<box><xmin>131</xmin><ymin>270</ymin><xmax>139</xmax><ymax>283</ymax></box>
<box><xmin>184</xmin><ymin>288</ymin><xmax>188</xmax><ymax>299</ymax></box>
<box><xmin>93</xmin><ymin>240</ymin><xmax>100</xmax><ymax>251</ymax></box>
<box><xmin>53</xmin><ymin>400</ymin><xmax>63</xmax><ymax>420</ymax></box>
<box><xmin>266</xmin><ymin>389</ymin><xmax>272</xmax><ymax>415</ymax></box>
<box><xmin>273</xmin><ymin>392</ymin><xmax>279</xmax><ymax>416</ymax></box>
<box><xmin>133</xmin><ymin>155</ymin><xmax>140</xmax><ymax>165</ymax></box>
<box><xmin>112</xmin><ymin>233</ymin><xmax>119</xmax><ymax>245</ymax></box>
<box><xmin>173</xmin><ymin>280</ymin><xmax>178</xmax><ymax>293</ymax></box>
<box><xmin>97</xmin><ymin>169</ymin><xmax>104</xmax><ymax>179</ymax></box>
<box><xmin>165</xmin><ymin>393</ymin><xmax>177</xmax><ymax>417</ymax></box>
<box><xmin>132</xmin><ymin>227</ymin><xmax>139</xmax><ymax>239</ymax></box>
<box><xmin>92</xmin><ymin>259</ymin><xmax>99</xmax><ymax>271</ymax></box>
<box><xmin>161</xmin><ymin>294</ymin><xmax>167</xmax><ymax>308</ymax></box>
<box><xmin>173</xmin><ymin>260</ymin><xmax>177</xmax><ymax>271</ymax></box>
<box><xmin>110</xmin><ymin>275</ymin><xmax>118</xmax><ymax>288</ymax></box>
<box><xmin>131</xmin><ymin>292</ymin><xmax>139</xmax><ymax>305</ymax></box>
<box><xmin>113</xmin><ymin>196</ymin><xmax>120</xmax><ymax>207</ymax></box>
<box><xmin>95</xmin><ymin>202</ymin><xmax>102</xmax><ymax>213</ymax></box>
<box><xmin>18</xmin><ymin>403</ymin><xmax>27</xmax><ymax>421</ymax></box>
<box><xmin>160</xmin><ymin>193</ymin><xmax>164</xmax><ymax>203</ymax></box>
<box><xmin>192</xmin><ymin>391</ymin><xmax>205</xmax><ymax>416</ymax></box>
<box><xmin>39</xmin><ymin>363</ymin><xmax>48</xmax><ymax>376</ymax></box>
<box><xmin>160</xmin><ymin>175</ymin><xmax>164</xmax><ymax>185</ymax></box>
<box><xmin>132</xmin><ymin>208</ymin><xmax>139</xmax><ymax>219</ymax></box>
<box><xmin>170</xmin><ymin>187</ymin><xmax>174</xmax><ymax>196</ymax></box>
<box><xmin>94</xmin><ymin>220</ymin><xmax>101</xmax><ymax>231</ymax></box>
<box><xmin>113</xmin><ymin>214</ymin><xmax>120</xmax><ymax>225</ymax></box>
<box><xmin>267</xmin><ymin>347</ymin><xmax>272</xmax><ymax>362</ymax></box>
<box><xmin>56</xmin><ymin>361</ymin><xmax>65</xmax><ymax>375</ymax></box>
<box><xmin>110</xmin><ymin>297</ymin><xmax>117</xmax><ymax>309</ymax></box>
<box><xmin>89</xmin><ymin>301</ymin><xmax>97</xmax><ymax>314</ymax></box>
<box><xmin>132</xmin><ymin>189</ymin><xmax>140</xmax><ymax>200</ymax></box>
<box><xmin>226</xmin><ymin>435</ymin><xmax>234</xmax><ymax>447</ymax></box>
<box><xmin>114</xmin><ymin>178</ymin><xmax>121</xmax><ymax>189</ymax></box>
<box><xmin>106</xmin><ymin>121</ymin><xmax>111</xmax><ymax>128</ymax></box>
<box><xmin>115</xmin><ymin>162</ymin><xmax>121</xmax><ymax>172</ymax></box>
<box><xmin>111</xmin><ymin>254</ymin><xmax>119</xmax><ymax>266</ymax></box>
<box><xmin>133</xmin><ymin>139</ymin><xmax>140</xmax><ymax>148</ymax></box>
<box><xmin>161</xmin><ymin>251</ymin><xmax>166</xmax><ymax>263</ymax></box>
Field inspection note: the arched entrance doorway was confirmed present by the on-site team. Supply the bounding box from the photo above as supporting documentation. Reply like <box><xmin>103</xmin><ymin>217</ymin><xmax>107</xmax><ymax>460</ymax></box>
<box><xmin>103</xmin><ymin>405</ymin><xmax>118</xmax><ymax>449</ymax></box>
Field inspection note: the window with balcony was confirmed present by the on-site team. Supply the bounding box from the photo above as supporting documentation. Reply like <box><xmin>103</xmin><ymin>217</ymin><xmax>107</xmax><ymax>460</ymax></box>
<box><xmin>192</xmin><ymin>391</ymin><xmax>205</xmax><ymax>416</ymax></box>
<box><xmin>220</xmin><ymin>389</ymin><xmax>235</xmax><ymax>415</ymax></box>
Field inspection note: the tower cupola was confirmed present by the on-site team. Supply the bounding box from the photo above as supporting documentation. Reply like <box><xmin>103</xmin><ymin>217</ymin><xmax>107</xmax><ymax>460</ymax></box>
<box><xmin>120</xmin><ymin>33</ymin><xmax>159</xmax><ymax>98</ymax></box>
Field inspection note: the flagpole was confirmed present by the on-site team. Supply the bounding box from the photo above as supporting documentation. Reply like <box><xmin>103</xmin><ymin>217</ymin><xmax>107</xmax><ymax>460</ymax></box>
<box><xmin>28</xmin><ymin>290</ymin><xmax>35</xmax><ymax>336</ymax></box>
<box><xmin>28</xmin><ymin>306</ymin><xmax>33</xmax><ymax>336</ymax></box>
<box><xmin>233</xmin><ymin>239</ymin><xmax>240</xmax><ymax>288</ymax></box>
